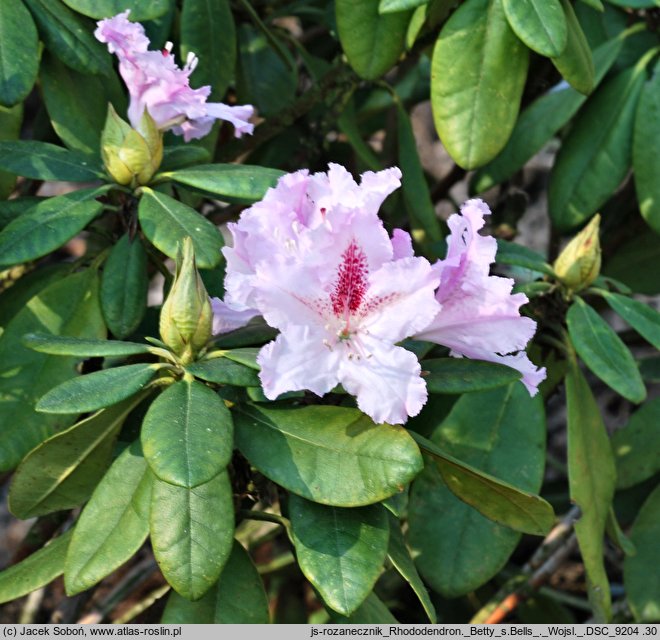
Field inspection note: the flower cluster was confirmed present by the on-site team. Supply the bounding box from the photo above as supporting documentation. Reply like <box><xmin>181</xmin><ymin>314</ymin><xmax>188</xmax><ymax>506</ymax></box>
<box><xmin>215</xmin><ymin>165</ymin><xmax>546</xmax><ymax>424</ymax></box>
<box><xmin>95</xmin><ymin>11</ymin><xmax>254</xmax><ymax>142</ymax></box>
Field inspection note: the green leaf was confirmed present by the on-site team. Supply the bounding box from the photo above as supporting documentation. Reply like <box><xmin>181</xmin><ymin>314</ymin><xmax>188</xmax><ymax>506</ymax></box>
<box><xmin>158</xmin><ymin>164</ymin><xmax>284</xmax><ymax>204</ymax></box>
<box><xmin>101</xmin><ymin>234</ymin><xmax>148</xmax><ymax>339</ymax></box>
<box><xmin>329</xmin><ymin>593</ymin><xmax>398</xmax><ymax>623</ymax></box>
<box><xmin>234</xmin><ymin>404</ymin><xmax>423</xmax><ymax>507</ymax></box>
<box><xmin>150</xmin><ymin>471</ymin><xmax>234</xmax><ymax>600</ymax></box>
<box><xmin>162</xmin><ymin>541</ymin><xmax>269</xmax><ymax>623</ymax></box>
<box><xmin>379</xmin><ymin>0</ymin><xmax>428</xmax><ymax>13</ymax></box>
<box><xmin>0</xmin><ymin>270</ymin><xmax>105</xmax><ymax>471</ymax></box>
<box><xmin>422</xmin><ymin>358</ymin><xmax>522</xmax><ymax>394</ymax></box>
<box><xmin>624</xmin><ymin>484</ymin><xmax>660</xmax><ymax>622</ymax></box>
<box><xmin>396</xmin><ymin>103</ymin><xmax>443</xmax><ymax>245</ymax></box>
<box><xmin>9</xmin><ymin>393</ymin><xmax>147</xmax><ymax>519</ymax></box>
<box><xmin>223</xmin><ymin>348</ymin><xmax>260</xmax><ymax>370</ymax></box>
<box><xmin>60</xmin><ymin>0</ymin><xmax>171</xmax><ymax>21</ymax></box>
<box><xmin>606</xmin><ymin>507</ymin><xmax>636</xmax><ymax>557</ymax></box>
<box><xmin>0</xmin><ymin>104</ymin><xmax>24</xmax><ymax>198</ymax></box>
<box><xmin>612</xmin><ymin>398</ymin><xmax>660</xmax><ymax>490</ymax></box>
<box><xmin>502</xmin><ymin>0</ymin><xmax>567</xmax><ymax>57</ymax></box>
<box><xmin>0</xmin><ymin>197</ymin><xmax>42</xmax><ymax>231</ymax></box>
<box><xmin>0</xmin><ymin>0</ymin><xmax>38</xmax><ymax>107</ymax></box>
<box><xmin>213</xmin><ymin>322</ymin><xmax>277</xmax><ymax>349</ymax></box>
<box><xmin>601</xmin><ymin>291</ymin><xmax>660</xmax><ymax>351</ymax></box>
<box><xmin>64</xmin><ymin>440</ymin><xmax>152</xmax><ymax>595</ymax></box>
<box><xmin>408</xmin><ymin>384</ymin><xmax>547</xmax><ymax>596</ymax></box>
<box><xmin>552</xmin><ymin>0</ymin><xmax>594</xmax><ymax>95</ymax></box>
<box><xmin>567</xmin><ymin>297</ymin><xmax>646</xmax><ymax>404</ymax></box>
<box><xmin>604</xmin><ymin>233</ymin><xmax>660</xmax><ymax>296</ymax></box>
<box><xmin>411</xmin><ymin>430</ymin><xmax>554</xmax><ymax>536</ymax></box>
<box><xmin>22</xmin><ymin>0</ymin><xmax>112</xmax><ymax>76</ymax></box>
<box><xmin>495</xmin><ymin>239</ymin><xmax>555</xmax><ymax>276</ymax></box>
<box><xmin>138</xmin><ymin>187</ymin><xmax>223</xmax><ymax>269</ymax></box>
<box><xmin>579</xmin><ymin>0</ymin><xmax>604</xmax><ymax>9</ymax></box>
<box><xmin>0</xmin><ymin>141</ymin><xmax>104</xmax><ymax>181</ymax></box>
<box><xmin>566</xmin><ymin>363</ymin><xmax>616</xmax><ymax>622</ymax></box>
<box><xmin>431</xmin><ymin>0</ymin><xmax>529</xmax><ymax>169</ymax></box>
<box><xmin>639</xmin><ymin>356</ymin><xmax>660</xmax><ymax>383</ymax></box>
<box><xmin>336</xmin><ymin>0</ymin><xmax>410</xmax><ymax>80</ymax></box>
<box><xmin>386</xmin><ymin>513</ymin><xmax>437</xmax><ymax>623</ymax></box>
<box><xmin>181</xmin><ymin>0</ymin><xmax>235</xmax><ymax>100</ymax></box>
<box><xmin>142</xmin><ymin>379</ymin><xmax>233</xmax><ymax>488</ymax></box>
<box><xmin>473</xmin><ymin>35</ymin><xmax>622</xmax><ymax>193</ymax></box>
<box><xmin>634</xmin><ymin>63</ymin><xmax>660</xmax><ymax>235</ymax></box>
<box><xmin>0</xmin><ymin>186</ymin><xmax>110</xmax><ymax>268</ymax></box>
<box><xmin>186</xmin><ymin>358</ymin><xmax>260</xmax><ymax>387</ymax></box>
<box><xmin>289</xmin><ymin>495</ymin><xmax>389</xmax><ymax>616</ymax></box>
<box><xmin>22</xmin><ymin>333</ymin><xmax>149</xmax><ymax>357</ymax></box>
<box><xmin>0</xmin><ymin>530</ymin><xmax>73</xmax><ymax>605</ymax></box>
<box><xmin>549</xmin><ymin>61</ymin><xmax>646</xmax><ymax>231</ymax></box>
<box><xmin>160</xmin><ymin>146</ymin><xmax>211</xmax><ymax>173</ymax></box>
<box><xmin>607</xmin><ymin>0</ymin><xmax>658</xmax><ymax>7</ymax></box>
<box><xmin>41</xmin><ymin>53</ymin><xmax>125</xmax><ymax>155</ymax></box>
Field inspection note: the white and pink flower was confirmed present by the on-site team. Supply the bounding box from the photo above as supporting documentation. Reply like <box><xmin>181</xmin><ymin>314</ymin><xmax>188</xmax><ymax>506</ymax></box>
<box><xmin>95</xmin><ymin>11</ymin><xmax>254</xmax><ymax>142</ymax></box>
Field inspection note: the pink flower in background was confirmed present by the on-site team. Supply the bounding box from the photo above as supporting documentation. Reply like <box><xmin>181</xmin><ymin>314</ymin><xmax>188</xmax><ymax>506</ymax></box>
<box><xmin>415</xmin><ymin>199</ymin><xmax>546</xmax><ymax>396</ymax></box>
<box><xmin>95</xmin><ymin>11</ymin><xmax>254</xmax><ymax>141</ymax></box>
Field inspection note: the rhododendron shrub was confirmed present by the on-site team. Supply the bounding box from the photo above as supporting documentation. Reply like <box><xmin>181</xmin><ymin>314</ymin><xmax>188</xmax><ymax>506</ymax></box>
<box><xmin>0</xmin><ymin>0</ymin><xmax>658</xmax><ymax>626</ymax></box>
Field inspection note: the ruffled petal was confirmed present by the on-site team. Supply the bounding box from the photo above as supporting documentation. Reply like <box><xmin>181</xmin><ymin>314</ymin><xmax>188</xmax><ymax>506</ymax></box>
<box><xmin>391</xmin><ymin>228</ymin><xmax>414</xmax><ymax>259</ymax></box>
<box><xmin>338</xmin><ymin>337</ymin><xmax>426</xmax><ymax>425</ymax></box>
<box><xmin>258</xmin><ymin>328</ymin><xmax>341</xmax><ymax>399</ymax></box>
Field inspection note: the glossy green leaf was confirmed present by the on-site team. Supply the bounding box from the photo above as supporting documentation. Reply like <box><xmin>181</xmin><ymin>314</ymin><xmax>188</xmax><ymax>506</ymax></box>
<box><xmin>223</xmin><ymin>348</ymin><xmax>260</xmax><ymax>370</ymax></box>
<box><xmin>101</xmin><ymin>234</ymin><xmax>148</xmax><ymax>339</ymax></box>
<box><xmin>160</xmin><ymin>146</ymin><xmax>210</xmax><ymax>173</ymax></box>
<box><xmin>386</xmin><ymin>513</ymin><xmax>436</xmax><ymax>623</ymax></box>
<box><xmin>0</xmin><ymin>270</ymin><xmax>105</xmax><ymax>471</ymax></box>
<box><xmin>289</xmin><ymin>495</ymin><xmax>389</xmax><ymax>616</ymax></box>
<box><xmin>0</xmin><ymin>141</ymin><xmax>103</xmax><ymax>181</ymax></box>
<box><xmin>624</xmin><ymin>484</ymin><xmax>660</xmax><ymax>622</ymax></box>
<box><xmin>330</xmin><ymin>593</ymin><xmax>398</xmax><ymax>623</ymax></box>
<box><xmin>64</xmin><ymin>440</ymin><xmax>152</xmax><ymax>595</ymax></box>
<box><xmin>162</xmin><ymin>541</ymin><xmax>269</xmax><ymax>623</ymax></box>
<box><xmin>604</xmin><ymin>233</ymin><xmax>660</xmax><ymax>296</ymax></box>
<box><xmin>41</xmin><ymin>53</ymin><xmax>125</xmax><ymax>155</ymax></box>
<box><xmin>495</xmin><ymin>239</ymin><xmax>555</xmax><ymax>275</ymax></box>
<box><xmin>639</xmin><ymin>356</ymin><xmax>660</xmax><ymax>383</ymax></box>
<box><xmin>9</xmin><ymin>393</ymin><xmax>147</xmax><ymax>519</ymax></box>
<box><xmin>579</xmin><ymin>0</ymin><xmax>604</xmax><ymax>9</ymax></box>
<box><xmin>566</xmin><ymin>363</ymin><xmax>616</xmax><ymax>622</ymax></box>
<box><xmin>0</xmin><ymin>0</ymin><xmax>38</xmax><ymax>107</ymax></box>
<box><xmin>502</xmin><ymin>0</ymin><xmax>567</xmax><ymax>57</ymax></box>
<box><xmin>158</xmin><ymin>164</ymin><xmax>284</xmax><ymax>204</ymax></box>
<box><xmin>408</xmin><ymin>384</ymin><xmax>546</xmax><ymax>596</ymax></box>
<box><xmin>138</xmin><ymin>187</ymin><xmax>223</xmax><ymax>269</ymax></box>
<box><xmin>336</xmin><ymin>0</ymin><xmax>410</xmax><ymax>80</ymax></box>
<box><xmin>0</xmin><ymin>103</ymin><xmax>23</xmax><ymax>198</ymax></box>
<box><xmin>601</xmin><ymin>291</ymin><xmax>660</xmax><ymax>351</ymax></box>
<box><xmin>181</xmin><ymin>0</ymin><xmax>235</xmax><ymax>100</ymax></box>
<box><xmin>549</xmin><ymin>62</ymin><xmax>646</xmax><ymax>231</ymax></box>
<box><xmin>0</xmin><ymin>186</ymin><xmax>109</xmax><ymax>268</ymax></box>
<box><xmin>612</xmin><ymin>398</ymin><xmax>660</xmax><ymax>490</ymax></box>
<box><xmin>0</xmin><ymin>197</ymin><xmax>41</xmax><ymax>231</ymax></box>
<box><xmin>60</xmin><ymin>0</ymin><xmax>171</xmax><ymax>21</ymax></box>
<box><xmin>23</xmin><ymin>0</ymin><xmax>112</xmax><ymax>76</ymax></box>
<box><xmin>552</xmin><ymin>0</ymin><xmax>594</xmax><ymax>95</ymax></box>
<box><xmin>36</xmin><ymin>363</ymin><xmax>161</xmax><ymax>414</ymax></box>
<box><xmin>396</xmin><ymin>103</ymin><xmax>443</xmax><ymax>245</ymax></box>
<box><xmin>142</xmin><ymin>380</ymin><xmax>233</xmax><ymax>488</ymax></box>
<box><xmin>411</xmin><ymin>430</ymin><xmax>554</xmax><ymax>536</ymax></box>
<box><xmin>234</xmin><ymin>404</ymin><xmax>423</xmax><ymax>507</ymax></box>
<box><xmin>379</xmin><ymin>0</ymin><xmax>428</xmax><ymax>13</ymax></box>
<box><xmin>567</xmin><ymin>297</ymin><xmax>646</xmax><ymax>404</ymax></box>
<box><xmin>634</xmin><ymin>63</ymin><xmax>660</xmax><ymax>235</ymax></box>
<box><xmin>431</xmin><ymin>0</ymin><xmax>529</xmax><ymax>169</ymax></box>
<box><xmin>186</xmin><ymin>358</ymin><xmax>259</xmax><ymax>387</ymax></box>
<box><xmin>0</xmin><ymin>530</ymin><xmax>72</xmax><ymax>604</ymax></box>
<box><xmin>22</xmin><ymin>333</ymin><xmax>149</xmax><ymax>357</ymax></box>
<box><xmin>607</xmin><ymin>0</ymin><xmax>658</xmax><ymax>7</ymax></box>
<box><xmin>422</xmin><ymin>358</ymin><xmax>522</xmax><ymax>394</ymax></box>
<box><xmin>606</xmin><ymin>507</ymin><xmax>636</xmax><ymax>557</ymax></box>
<box><xmin>473</xmin><ymin>36</ymin><xmax>622</xmax><ymax>193</ymax></box>
<box><xmin>151</xmin><ymin>471</ymin><xmax>234</xmax><ymax>600</ymax></box>
<box><xmin>212</xmin><ymin>322</ymin><xmax>278</xmax><ymax>349</ymax></box>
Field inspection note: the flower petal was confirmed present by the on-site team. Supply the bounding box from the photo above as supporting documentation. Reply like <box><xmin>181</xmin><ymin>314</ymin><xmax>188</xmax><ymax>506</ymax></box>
<box><xmin>391</xmin><ymin>228</ymin><xmax>414</xmax><ymax>259</ymax></box>
<box><xmin>210</xmin><ymin>298</ymin><xmax>259</xmax><ymax>335</ymax></box>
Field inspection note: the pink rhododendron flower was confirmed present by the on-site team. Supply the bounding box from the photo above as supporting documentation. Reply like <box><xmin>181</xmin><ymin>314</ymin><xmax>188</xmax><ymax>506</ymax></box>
<box><xmin>95</xmin><ymin>11</ymin><xmax>254</xmax><ymax>142</ymax></box>
<box><xmin>210</xmin><ymin>298</ymin><xmax>259</xmax><ymax>335</ymax></box>
<box><xmin>415</xmin><ymin>199</ymin><xmax>546</xmax><ymax>395</ymax></box>
<box><xmin>220</xmin><ymin>164</ymin><xmax>440</xmax><ymax>424</ymax></box>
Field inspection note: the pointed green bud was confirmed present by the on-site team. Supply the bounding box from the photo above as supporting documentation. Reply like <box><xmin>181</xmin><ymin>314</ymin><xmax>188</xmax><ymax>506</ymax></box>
<box><xmin>101</xmin><ymin>104</ymin><xmax>163</xmax><ymax>187</ymax></box>
<box><xmin>553</xmin><ymin>214</ymin><xmax>602</xmax><ymax>293</ymax></box>
<box><xmin>159</xmin><ymin>237</ymin><xmax>213</xmax><ymax>362</ymax></box>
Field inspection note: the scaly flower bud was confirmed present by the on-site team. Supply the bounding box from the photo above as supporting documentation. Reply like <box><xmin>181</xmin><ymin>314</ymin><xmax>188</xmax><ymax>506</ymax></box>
<box><xmin>101</xmin><ymin>104</ymin><xmax>163</xmax><ymax>187</ymax></box>
<box><xmin>553</xmin><ymin>214</ymin><xmax>602</xmax><ymax>293</ymax></box>
<box><xmin>159</xmin><ymin>238</ymin><xmax>213</xmax><ymax>363</ymax></box>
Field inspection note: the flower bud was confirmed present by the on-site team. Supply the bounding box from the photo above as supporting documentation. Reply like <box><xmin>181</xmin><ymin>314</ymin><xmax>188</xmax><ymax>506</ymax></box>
<box><xmin>159</xmin><ymin>238</ymin><xmax>213</xmax><ymax>362</ymax></box>
<box><xmin>101</xmin><ymin>104</ymin><xmax>163</xmax><ymax>187</ymax></box>
<box><xmin>553</xmin><ymin>214</ymin><xmax>601</xmax><ymax>293</ymax></box>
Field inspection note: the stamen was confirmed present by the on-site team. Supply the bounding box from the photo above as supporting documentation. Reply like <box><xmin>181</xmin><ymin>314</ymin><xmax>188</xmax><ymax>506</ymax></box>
<box><xmin>330</xmin><ymin>240</ymin><xmax>368</xmax><ymax>323</ymax></box>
